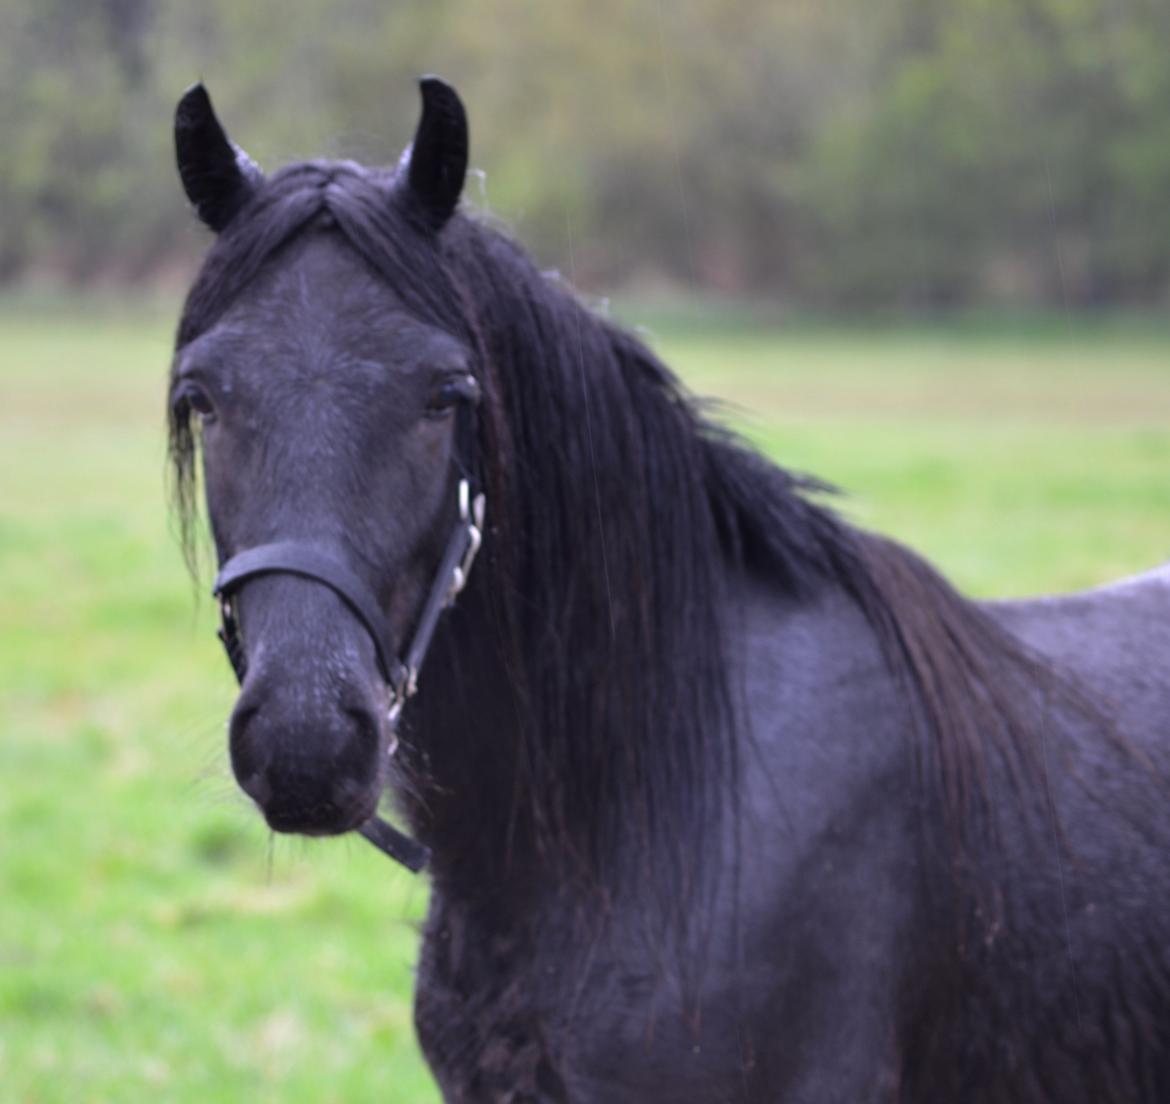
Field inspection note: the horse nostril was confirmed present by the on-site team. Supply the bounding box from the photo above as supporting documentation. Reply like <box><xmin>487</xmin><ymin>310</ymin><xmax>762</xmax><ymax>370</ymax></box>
<box><xmin>225</xmin><ymin>683</ymin><xmax>385</xmax><ymax>833</ymax></box>
<box><xmin>228</xmin><ymin>699</ymin><xmax>270</xmax><ymax>799</ymax></box>
<box><xmin>319</xmin><ymin>706</ymin><xmax>382</xmax><ymax>825</ymax></box>
<box><xmin>236</xmin><ymin>768</ymin><xmax>272</xmax><ymax>808</ymax></box>
<box><xmin>337</xmin><ymin>706</ymin><xmax>381</xmax><ymax>779</ymax></box>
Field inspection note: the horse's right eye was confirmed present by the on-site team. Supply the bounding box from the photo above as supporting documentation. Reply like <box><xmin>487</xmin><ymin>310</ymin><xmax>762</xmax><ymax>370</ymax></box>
<box><xmin>176</xmin><ymin>382</ymin><xmax>216</xmax><ymax>423</ymax></box>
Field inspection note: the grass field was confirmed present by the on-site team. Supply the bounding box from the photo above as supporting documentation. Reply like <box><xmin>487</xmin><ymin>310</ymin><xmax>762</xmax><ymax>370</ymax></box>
<box><xmin>2</xmin><ymin>299</ymin><xmax>1169</xmax><ymax>1103</ymax></box>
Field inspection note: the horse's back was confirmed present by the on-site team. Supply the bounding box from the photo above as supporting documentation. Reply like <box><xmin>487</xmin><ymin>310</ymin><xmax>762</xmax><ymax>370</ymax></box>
<box><xmin>973</xmin><ymin>566</ymin><xmax>1170</xmax><ymax>1102</ymax></box>
<box><xmin>989</xmin><ymin>561</ymin><xmax>1170</xmax><ymax>750</ymax></box>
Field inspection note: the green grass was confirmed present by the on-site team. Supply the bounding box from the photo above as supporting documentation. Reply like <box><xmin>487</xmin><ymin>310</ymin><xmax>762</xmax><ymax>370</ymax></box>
<box><xmin>2</xmin><ymin>300</ymin><xmax>1168</xmax><ymax>1102</ymax></box>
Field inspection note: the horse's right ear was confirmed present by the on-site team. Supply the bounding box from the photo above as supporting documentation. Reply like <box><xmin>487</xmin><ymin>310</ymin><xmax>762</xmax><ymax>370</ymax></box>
<box><xmin>174</xmin><ymin>84</ymin><xmax>263</xmax><ymax>232</ymax></box>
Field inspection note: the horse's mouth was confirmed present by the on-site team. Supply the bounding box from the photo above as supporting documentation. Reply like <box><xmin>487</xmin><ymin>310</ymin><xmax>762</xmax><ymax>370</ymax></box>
<box><xmin>257</xmin><ymin>784</ymin><xmax>379</xmax><ymax>837</ymax></box>
<box><xmin>263</xmin><ymin>803</ymin><xmax>431</xmax><ymax>871</ymax></box>
<box><xmin>264</xmin><ymin>809</ymin><xmax>369</xmax><ymax>836</ymax></box>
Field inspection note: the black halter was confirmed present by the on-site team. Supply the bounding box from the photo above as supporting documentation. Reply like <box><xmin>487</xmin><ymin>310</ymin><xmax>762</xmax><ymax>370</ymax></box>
<box><xmin>211</xmin><ymin>402</ymin><xmax>484</xmax><ymax>874</ymax></box>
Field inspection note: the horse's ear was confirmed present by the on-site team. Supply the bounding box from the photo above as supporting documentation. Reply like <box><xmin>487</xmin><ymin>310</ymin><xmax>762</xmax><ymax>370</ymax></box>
<box><xmin>174</xmin><ymin>83</ymin><xmax>263</xmax><ymax>233</ymax></box>
<box><xmin>403</xmin><ymin>76</ymin><xmax>468</xmax><ymax>231</ymax></box>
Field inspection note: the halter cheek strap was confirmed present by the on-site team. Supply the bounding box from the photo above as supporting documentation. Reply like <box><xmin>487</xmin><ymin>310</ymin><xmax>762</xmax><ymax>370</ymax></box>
<box><xmin>211</xmin><ymin>406</ymin><xmax>486</xmax><ymax>874</ymax></box>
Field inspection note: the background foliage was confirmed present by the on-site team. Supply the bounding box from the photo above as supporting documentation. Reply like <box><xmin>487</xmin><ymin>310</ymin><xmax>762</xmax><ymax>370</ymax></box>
<box><xmin>2</xmin><ymin>0</ymin><xmax>1169</xmax><ymax>306</ymax></box>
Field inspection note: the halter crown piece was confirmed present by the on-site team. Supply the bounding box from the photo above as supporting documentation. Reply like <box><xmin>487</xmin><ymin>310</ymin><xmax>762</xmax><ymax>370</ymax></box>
<box><xmin>210</xmin><ymin>401</ymin><xmax>485</xmax><ymax>873</ymax></box>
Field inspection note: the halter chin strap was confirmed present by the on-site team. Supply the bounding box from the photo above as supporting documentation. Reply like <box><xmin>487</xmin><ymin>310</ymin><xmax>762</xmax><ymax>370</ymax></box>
<box><xmin>211</xmin><ymin>407</ymin><xmax>485</xmax><ymax>875</ymax></box>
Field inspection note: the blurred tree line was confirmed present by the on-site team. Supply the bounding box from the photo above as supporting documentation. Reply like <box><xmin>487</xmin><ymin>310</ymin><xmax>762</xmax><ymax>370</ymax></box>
<box><xmin>1</xmin><ymin>0</ymin><xmax>1167</xmax><ymax>308</ymax></box>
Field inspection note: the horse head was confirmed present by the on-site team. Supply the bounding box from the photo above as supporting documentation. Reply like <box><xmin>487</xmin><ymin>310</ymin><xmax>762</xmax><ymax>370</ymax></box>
<box><xmin>170</xmin><ymin>80</ymin><xmax>480</xmax><ymax>840</ymax></box>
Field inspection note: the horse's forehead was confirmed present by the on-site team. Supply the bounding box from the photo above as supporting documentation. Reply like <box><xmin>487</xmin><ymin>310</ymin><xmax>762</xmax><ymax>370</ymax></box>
<box><xmin>217</xmin><ymin>232</ymin><xmax>460</xmax><ymax>369</ymax></box>
<box><xmin>244</xmin><ymin>231</ymin><xmax>395</xmax><ymax>322</ymax></box>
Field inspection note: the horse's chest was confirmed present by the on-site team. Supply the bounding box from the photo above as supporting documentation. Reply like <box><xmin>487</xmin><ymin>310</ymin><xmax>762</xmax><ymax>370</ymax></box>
<box><xmin>413</xmin><ymin>897</ymin><xmax>747</xmax><ymax>1103</ymax></box>
<box><xmin>414</xmin><ymin>905</ymin><xmax>571</xmax><ymax>1103</ymax></box>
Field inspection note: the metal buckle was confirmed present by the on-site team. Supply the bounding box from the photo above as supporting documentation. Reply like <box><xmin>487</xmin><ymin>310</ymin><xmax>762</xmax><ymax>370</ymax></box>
<box><xmin>387</xmin><ymin>693</ymin><xmax>404</xmax><ymax>728</ymax></box>
<box><xmin>387</xmin><ymin>665</ymin><xmax>417</xmax><ymax>728</ymax></box>
<box><xmin>216</xmin><ymin>595</ymin><xmax>249</xmax><ymax>682</ymax></box>
<box><xmin>448</xmin><ymin>480</ymin><xmax>485</xmax><ymax>603</ymax></box>
<box><xmin>386</xmin><ymin>666</ymin><xmax>416</xmax><ymax>757</ymax></box>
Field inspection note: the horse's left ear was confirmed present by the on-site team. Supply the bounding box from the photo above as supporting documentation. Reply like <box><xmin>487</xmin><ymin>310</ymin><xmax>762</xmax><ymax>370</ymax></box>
<box><xmin>403</xmin><ymin>76</ymin><xmax>468</xmax><ymax>231</ymax></box>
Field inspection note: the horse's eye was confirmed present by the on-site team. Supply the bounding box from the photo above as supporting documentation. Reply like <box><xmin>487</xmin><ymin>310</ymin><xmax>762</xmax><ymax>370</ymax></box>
<box><xmin>426</xmin><ymin>374</ymin><xmax>480</xmax><ymax>417</ymax></box>
<box><xmin>176</xmin><ymin>382</ymin><xmax>216</xmax><ymax>423</ymax></box>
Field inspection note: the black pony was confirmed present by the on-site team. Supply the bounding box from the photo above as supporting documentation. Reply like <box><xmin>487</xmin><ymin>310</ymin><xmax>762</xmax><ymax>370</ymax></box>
<box><xmin>169</xmin><ymin>79</ymin><xmax>1170</xmax><ymax>1102</ymax></box>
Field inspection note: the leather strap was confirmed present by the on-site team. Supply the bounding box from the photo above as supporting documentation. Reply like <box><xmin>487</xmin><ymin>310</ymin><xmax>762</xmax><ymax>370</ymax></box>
<box><xmin>213</xmin><ymin>540</ymin><xmax>408</xmax><ymax>690</ymax></box>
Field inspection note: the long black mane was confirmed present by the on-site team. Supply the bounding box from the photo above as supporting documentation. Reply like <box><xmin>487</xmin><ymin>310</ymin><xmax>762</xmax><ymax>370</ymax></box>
<box><xmin>171</xmin><ymin>160</ymin><xmax>1059</xmax><ymax>899</ymax></box>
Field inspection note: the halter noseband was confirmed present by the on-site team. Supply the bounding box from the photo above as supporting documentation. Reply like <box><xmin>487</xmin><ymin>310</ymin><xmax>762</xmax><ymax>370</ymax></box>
<box><xmin>211</xmin><ymin>402</ymin><xmax>484</xmax><ymax>874</ymax></box>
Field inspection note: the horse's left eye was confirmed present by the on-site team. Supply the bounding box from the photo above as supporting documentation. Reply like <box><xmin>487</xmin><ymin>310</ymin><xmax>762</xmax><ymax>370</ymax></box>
<box><xmin>426</xmin><ymin>374</ymin><xmax>480</xmax><ymax>417</ymax></box>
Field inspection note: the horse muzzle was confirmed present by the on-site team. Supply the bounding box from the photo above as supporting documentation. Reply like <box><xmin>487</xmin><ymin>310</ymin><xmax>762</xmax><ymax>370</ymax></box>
<box><xmin>223</xmin><ymin>574</ymin><xmax>389</xmax><ymax>836</ymax></box>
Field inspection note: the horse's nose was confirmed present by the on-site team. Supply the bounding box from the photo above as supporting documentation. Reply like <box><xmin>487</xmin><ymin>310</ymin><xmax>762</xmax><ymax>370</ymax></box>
<box><xmin>228</xmin><ymin>671</ymin><xmax>384</xmax><ymax>835</ymax></box>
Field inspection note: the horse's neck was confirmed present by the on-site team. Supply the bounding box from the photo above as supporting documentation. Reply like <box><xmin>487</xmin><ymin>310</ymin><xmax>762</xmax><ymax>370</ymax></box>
<box><xmin>400</xmin><ymin>585</ymin><xmax>544</xmax><ymax>887</ymax></box>
<box><xmin>404</xmin><ymin>574</ymin><xmax>680</xmax><ymax>907</ymax></box>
